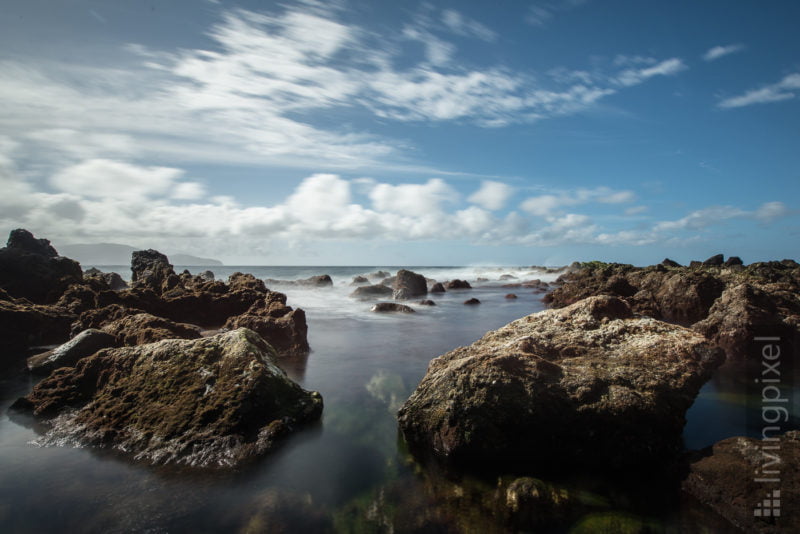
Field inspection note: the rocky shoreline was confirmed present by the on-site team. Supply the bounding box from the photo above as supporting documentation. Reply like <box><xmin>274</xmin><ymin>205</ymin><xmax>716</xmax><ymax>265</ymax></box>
<box><xmin>1</xmin><ymin>229</ymin><xmax>321</xmax><ymax>466</ymax></box>
<box><xmin>2</xmin><ymin>229</ymin><xmax>798</xmax><ymax>530</ymax></box>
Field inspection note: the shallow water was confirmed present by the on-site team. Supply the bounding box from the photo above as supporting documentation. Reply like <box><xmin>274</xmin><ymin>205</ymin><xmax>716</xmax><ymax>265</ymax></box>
<box><xmin>0</xmin><ymin>266</ymin><xmax>795</xmax><ymax>532</ymax></box>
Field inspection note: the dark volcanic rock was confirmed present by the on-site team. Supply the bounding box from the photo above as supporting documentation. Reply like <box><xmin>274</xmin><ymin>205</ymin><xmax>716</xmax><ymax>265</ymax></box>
<box><xmin>0</xmin><ymin>297</ymin><xmax>75</xmax><ymax>362</ymax></box>
<box><xmin>418</xmin><ymin>299</ymin><xmax>436</xmax><ymax>306</ymax></box>
<box><xmin>392</xmin><ymin>270</ymin><xmax>427</xmax><ymax>300</ymax></box>
<box><xmin>224</xmin><ymin>305</ymin><xmax>309</xmax><ymax>357</ymax></box>
<box><xmin>351</xmin><ymin>275</ymin><xmax>369</xmax><ymax>286</ymax></box>
<box><xmin>693</xmin><ymin>283</ymin><xmax>799</xmax><ymax>359</ymax></box>
<box><xmin>0</xmin><ymin>229</ymin><xmax>83</xmax><ymax>303</ymax></box>
<box><xmin>463</xmin><ymin>298</ymin><xmax>481</xmax><ymax>305</ymax></box>
<box><xmin>350</xmin><ymin>284</ymin><xmax>393</xmax><ymax>299</ymax></box>
<box><xmin>683</xmin><ymin>431</ymin><xmax>800</xmax><ymax>533</ymax></box>
<box><xmin>703</xmin><ymin>254</ymin><xmax>725</xmax><ymax>266</ymax></box>
<box><xmin>7</xmin><ymin>228</ymin><xmax>58</xmax><ymax>256</ymax></box>
<box><xmin>371</xmin><ymin>302</ymin><xmax>415</xmax><ymax>313</ymax></box>
<box><xmin>71</xmin><ymin>304</ymin><xmax>147</xmax><ymax>336</ymax></box>
<box><xmin>12</xmin><ymin>329</ymin><xmax>323</xmax><ymax>467</ymax></box>
<box><xmin>398</xmin><ymin>296</ymin><xmax>723</xmax><ymax>474</ymax></box>
<box><xmin>27</xmin><ymin>329</ymin><xmax>116</xmax><ymax>375</ymax></box>
<box><xmin>85</xmin><ymin>268</ymin><xmax>128</xmax><ymax>291</ymax></box>
<box><xmin>130</xmin><ymin>249</ymin><xmax>174</xmax><ymax>293</ymax></box>
<box><xmin>724</xmin><ymin>256</ymin><xmax>743</xmax><ymax>267</ymax></box>
<box><xmin>445</xmin><ymin>279</ymin><xmax>472</xmax><ymax>290</ymax></box>
<box><xmin>662</xmin><ymin>258</ymin><xmax>681</xmax><ymax>268</ymax></box>
<box><xmin>430</xmin><ymin>282</ymin><xmax>446</xmax><ymax>293</ymax></box>
<box><xmin>505</xmin><ymin>294</ymin><xmax>518</xmax><ymax>299</ymax></box>
<box><xmin>102</xmin><ymin>313</ymin><xmax>202</xmax><ymax>346</ymax></box>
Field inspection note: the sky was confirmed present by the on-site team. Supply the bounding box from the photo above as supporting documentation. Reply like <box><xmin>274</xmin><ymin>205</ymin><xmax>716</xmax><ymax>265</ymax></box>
<box><xmin>0</xmin><ymin>0</ymin><xmax>798</xmax><ymax>265</ymax></box>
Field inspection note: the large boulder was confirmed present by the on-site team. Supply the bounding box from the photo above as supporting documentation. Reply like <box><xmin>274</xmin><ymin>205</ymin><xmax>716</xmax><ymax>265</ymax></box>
<box><xmin>683</xmin><ymin>431</ymin><xmax>800</xmax><ymax>533</ymax></box>
<box><xmin>85</xmin><ymin>268</ymin><xmax>128</xmax><ymax>290</ymax></box>
<box><xmin>27</xmin><ymin>328</ymin><xmax>116</xmax><ymax>375</ymax></box>
<box><xmin>12</xmin><ymin>328</ymin><xmax>323</xmax><ymax>467</ymax></box>
<box><xmin>445</xmin><ymin>279</ymin><xmax>472</xmax><ymax>290</ymax></box>
<box><xmin>0</xmin><ymin>229</ymin><xmax>83</xmax><ymax>303</ymax></box>
<box><xmin>398</xmin><ymin>296</ymin><xmax>723</xmax><ymax>474</ymax></box>
<box><xmin>392</xmin><ymin>270</ymin><xmax>427</xmax><ymax>300</ymax></box>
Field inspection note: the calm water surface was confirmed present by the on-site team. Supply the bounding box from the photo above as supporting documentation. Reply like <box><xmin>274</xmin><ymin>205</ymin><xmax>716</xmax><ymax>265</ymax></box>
<box><xmin>0</xmin><ymin>266</ymin><xmax>794</xmax><ymax>532</ymax></box>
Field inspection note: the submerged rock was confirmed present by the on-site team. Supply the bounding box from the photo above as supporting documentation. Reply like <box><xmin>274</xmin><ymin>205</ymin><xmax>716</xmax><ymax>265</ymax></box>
<box><xmin>683</xmin><ymin>431</ymin><xmax>800</xmax><ymax>533</ymax></box>
<box><xmin>0</xmin><ymin>229</ymin><xmax>83</xmax><ymax>304</ymax></box>
<box><xmin>264</xmin><ymin>275</ymin><xmax>333</xmax><ymax>288</ymax></box>
<box><xmin>27</xmin><ymin>328</ymin><xmax>116</xmax><ymax>375</ymax></box>
<box><xmin>505</xmin><ymin>294</ymin><xmax>518</xmax><ymax>299</ymax></box>
<box><xmin>463</xmin><ymin>298</ymin><xmax>481</xmax><ymax>305</ymax></box>
<box><xmin>372</xmin><ymin>302</ymin><xmax>416</xmax><ymax>313</ymax></box>
<box><xmin>351</xmin><ymin>275</ymin><xmax>369</xmax><ymax>286</ymax></box>
<box><xmin>398</xmin><ymin>296</ymin><xmax>723</xmax><ymax>474</ymax></box>
<box><xmin>12</xmin><ymin>328</ymin><xmax>323</xmax><ymax>468</ymax></box>
<box><xmin>418</xmin><ymin>299</ymin><xmax>436</xmax><ymax>306</ymax></box>
<box><xmin>392</xmin><ymin>270</ymin><xmax>427</xmax><ymax>300</ymax></box>
<box><xmin>350</xmin><ymin>284</ymin><xmax>393</xmax><ymax>299</ymax></box>
<box><xmin>429</xmin><ymin>282</ymin><xmax>446</xmax><ymax>293</ymax></box>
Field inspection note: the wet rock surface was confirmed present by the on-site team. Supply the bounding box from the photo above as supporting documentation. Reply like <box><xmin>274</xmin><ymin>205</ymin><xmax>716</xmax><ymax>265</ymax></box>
<box><xmin>12</xmin><ymin>329</ymin><xmax>323</xmax><ymax>468</ymax></box>
<box><xmin>683</xmin><ymin>431</ymin><xmax>800</xmax><ymax>533</ymax></box>
<box><xmin>349</xmin><ymin>284</ymin><xmax>393</xmax><ymax>299</ymax></box>
<box><xmin>371</xmin><ymin>302</ymin><xmax>416</xmax><ymax>313</ymax></box>
<box><xmin>398</xmin><ymin>296</ymin><xmax>723</xmax><ymax>474</ymax></box>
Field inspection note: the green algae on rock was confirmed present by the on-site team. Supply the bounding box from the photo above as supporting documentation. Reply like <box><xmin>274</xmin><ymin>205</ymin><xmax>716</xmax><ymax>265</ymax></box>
<box><xmin>13</xmin><ymin>328</ymin><xmax>323</xmax><ymax>468</ymax></box>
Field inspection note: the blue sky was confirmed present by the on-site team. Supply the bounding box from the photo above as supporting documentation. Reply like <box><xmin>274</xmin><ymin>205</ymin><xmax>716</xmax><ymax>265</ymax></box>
<box><xmin>0</xmin><ymin>0</ymin><xmax>798</xmax><ymax>265</ymax></box>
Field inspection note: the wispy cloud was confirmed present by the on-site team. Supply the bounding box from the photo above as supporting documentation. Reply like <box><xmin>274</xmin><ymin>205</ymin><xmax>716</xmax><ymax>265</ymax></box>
<box><xmin>441</xmin><ymin>9</ymin><xmax>496</xmax><ymax>42</ymax></box>
<box><xmin>614</xmin><ymin>58</ymin><xmax>687</xmax><ymax>87</ymax></box>
<box><xmin>702</xmin><ymin>43</ymin><xmax>745</xmax><ymax>62</ymax></box>
<box><xmin>718</xmin><ymin>73</ymin><xmax>800</xmax><ymax>108</ymax></box>
<box><xmin>526</xmin><ymin>0</ymin><xmax>588</xmax><ymax>28</ymax></box>
<box><xmin>520</xmin><ymin>186</ymin><xmax>635</xmax><ymax>217</ymax></box>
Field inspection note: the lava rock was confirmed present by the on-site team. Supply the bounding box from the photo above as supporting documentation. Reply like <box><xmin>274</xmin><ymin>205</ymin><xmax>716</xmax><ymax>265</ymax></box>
<box><xmin>12</xmin><ymin>328</ymin><xmax>323</xmax><ymax>468</ymax></box>
<box><xmin>350</xmin><ymin>284</ymin><xmax>393</xmax><ymax>299</ymax></box>
<box><xmin>463</xmin><ymin>298</ymin><xmax>481</xmax><ymax>305</ymax></box>
<box><xmin>398</xmin><ymin>296</ymin><xmax>723</xmax><ymax>474</ymax></box>
<box><xmin>445</xmin><ymin>280</ymin><xmax>472</xmax><ymax>290</ymax></box>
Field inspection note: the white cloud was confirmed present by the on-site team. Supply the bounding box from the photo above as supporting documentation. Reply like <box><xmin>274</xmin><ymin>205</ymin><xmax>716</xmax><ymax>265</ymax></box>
<box><xmin>172</xmin><ymin>182</ymin><xmax>207</xmax><ymax>200</ymax></box>
<box><xmin>525</xmin><ymin>0</ymin><xmax>588</xmax><ymax>28</ymax></box>
<box><xmin>655</xmin><ymin>202</ymin><xmax>790</xmax><ymax>231</ymax></box>
<box><xmin>0</xmin><ymin>3</ymin><xmax>692</xmax><ymax>175</ymax></box>
<box><xmin>520</xmin><ymin>186</ymin><xmax>635</xmax><ymax>216</ymax></box>
<box><xmin>467</xmin><ymin>180</ymin><xmax>514</xmax><ymax>210</ymax></box>
<box><xmin>702</xmin><ymin>44</ymin><xmax>745</xmax><ymax>62</ymax></box>
<box><xmin>51</xmin><ymin>159</ymin><xmax>185</xmax><ymax>201</ymax></box>
<box><xmin>718</xmin><ymin>73</ymin><xmax>800</xmax><ymax>109</ymax></box>
<box><xmin>369</xmin><ymin>178</ymin><xmax>457</xmax><ymax>217</ymax></box>
<box><xmin>624</xmin><ymin>205</ymin><xmax>648</xmax><ymax>216</ymax></box>
<box><xmin>615</xmin><ymin>58</ymin><xmax>687</xmax><ymax>87</ymax></box>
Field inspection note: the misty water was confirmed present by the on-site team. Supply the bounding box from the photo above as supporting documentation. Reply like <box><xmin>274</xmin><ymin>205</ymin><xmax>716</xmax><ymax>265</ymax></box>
<box><xmin>0</xmin><ymin>266</ymin><xmax>792</xmax><ymax>532</ymax></box>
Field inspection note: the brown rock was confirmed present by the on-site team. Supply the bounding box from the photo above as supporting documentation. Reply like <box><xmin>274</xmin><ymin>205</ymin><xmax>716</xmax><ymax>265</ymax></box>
<box><xmin>102</xmin><ymin>313</ymin><xmax>202</xmax><ymax>346</ymax></box>
<box><xmin>398</xmin><ymin>296</ymin><xmax>723</xmax><ymax>474</ymax></box>
<box><xmin>12</xmin><ymin>329</ymin><xmax>323</xmax><ymax>467</ymax></box>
